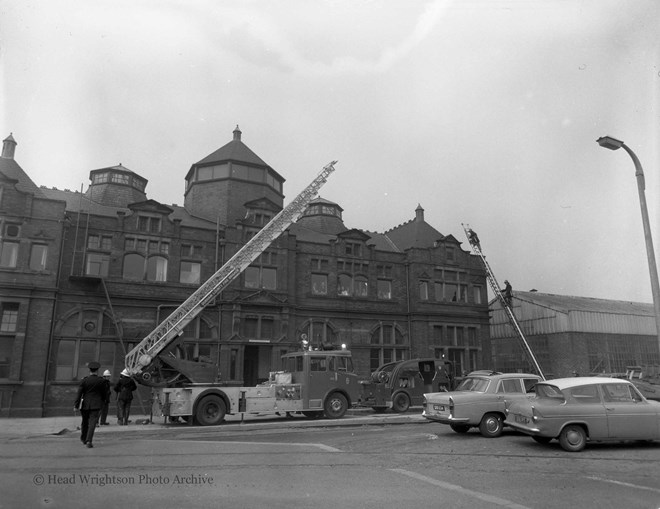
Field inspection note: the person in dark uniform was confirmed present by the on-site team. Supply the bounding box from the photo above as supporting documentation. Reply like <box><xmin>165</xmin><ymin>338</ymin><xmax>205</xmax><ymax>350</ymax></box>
<box><xmin>99</xmin><ymin>370</ymin><xmax>112</xmax><ymax>425</ymax></box>
<box><xmin>467</xmin><ymin>228</ymin><xmax>481</xmax><ymax>250</ymax></box>
<box><xmin>502</xmin><ymin>280</ymin><xmax>513</xmax><ymax>307</ymax></box>
<box><xmin>74</xmin><ymin>361</ymin><xmax>110</xmax><ymax>448</ymax></box>
<box><xmin>114</xmin><ymin>369</ymin><xmax>137</xmax><ymax>425</ymax></box>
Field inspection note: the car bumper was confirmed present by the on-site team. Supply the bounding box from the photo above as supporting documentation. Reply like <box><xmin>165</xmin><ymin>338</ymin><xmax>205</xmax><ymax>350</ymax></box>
<box><xmin>505</xmin><ymin>419</ymin><xmax>541</xmax><ymax>434</ymax></box>
<box><xmin>422</xmin><ymin>410</ymin><xmax>470</xmax><ymax>424</ymax></box>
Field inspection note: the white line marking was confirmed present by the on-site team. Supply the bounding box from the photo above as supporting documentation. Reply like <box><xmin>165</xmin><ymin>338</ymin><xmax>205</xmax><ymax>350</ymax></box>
<box><xmin>155</xmin><ymin>439</ymin><xmax>341</xmax><ymax>452</ymax></box>
<box><xmin>390</xmin><ymin>468</ymin><xmax>532</xmax><ymax>509</ymax></box>
<box><xmin>586</xmin><ymin>476</ymin><xmax>660</xmax><ymax>494</ymax></box>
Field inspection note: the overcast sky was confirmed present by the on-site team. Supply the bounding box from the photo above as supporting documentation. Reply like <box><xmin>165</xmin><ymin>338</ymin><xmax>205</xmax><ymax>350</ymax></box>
<box><xmin>1</xmin><ymin>0</ymin><xmax>658</xmax><ymax>304</ymax></box>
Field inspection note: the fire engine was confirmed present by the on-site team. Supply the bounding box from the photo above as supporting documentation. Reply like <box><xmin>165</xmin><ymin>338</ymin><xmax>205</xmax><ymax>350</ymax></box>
<box><xmin>121</xmin><ymin>162</ymin><xmax>365</xmax><ymax>425</ymax></box>
<box><xmin>158</xmin><ymin>347</ymin><xmax>362</xmax><ymax>425</ymax></box>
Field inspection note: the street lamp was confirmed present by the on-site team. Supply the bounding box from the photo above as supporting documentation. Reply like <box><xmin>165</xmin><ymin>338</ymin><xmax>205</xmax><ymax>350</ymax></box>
<box><xmin>597</xmin><ymin>136</ymin><xmax>660</xmax><ymax>353</ymax></box>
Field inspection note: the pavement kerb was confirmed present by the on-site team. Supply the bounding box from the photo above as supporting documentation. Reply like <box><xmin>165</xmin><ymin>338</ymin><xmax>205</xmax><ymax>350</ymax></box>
<box><xmin>0</xmin><ymin>410</ymin><xmax>428</xmax><ymax>440</ymax></box>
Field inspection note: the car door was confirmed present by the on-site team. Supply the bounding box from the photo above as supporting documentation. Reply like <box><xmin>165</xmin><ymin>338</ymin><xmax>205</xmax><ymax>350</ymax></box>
<box><xmin>565</xmin><ymin>384</ymin><xmax>609</xmax><ymax>439</ymax></box>
<box><xmin>497</xmin><ymin>378</ymin><xmax>529</xmax><ymax>406</ymax></box>
<box><xmin>601</xmin><ymin>383</ymin><xmax>658</xmax><ymax>439</ymax></box>
<box><xmin>305</xmin><ymin>355</ymin><xmax>331</xmax><ymax>408</ymax></box>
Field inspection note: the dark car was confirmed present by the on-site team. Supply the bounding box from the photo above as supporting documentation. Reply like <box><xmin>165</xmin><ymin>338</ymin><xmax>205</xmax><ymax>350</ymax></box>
<box><xmin>360</xmin><ymin>358</ymin><xmax>455</xmax><ymax>413</ymax></box>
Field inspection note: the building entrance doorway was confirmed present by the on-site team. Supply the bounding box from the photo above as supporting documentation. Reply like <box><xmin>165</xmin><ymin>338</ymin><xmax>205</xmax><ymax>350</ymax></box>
<box><xmin>243</xmin><ymin>345</ymin><xmax>272</xmax><ymax>386</ymax></box>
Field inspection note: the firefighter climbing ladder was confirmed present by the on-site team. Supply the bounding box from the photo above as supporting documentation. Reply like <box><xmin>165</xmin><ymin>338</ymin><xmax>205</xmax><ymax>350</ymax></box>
<box><xmin>462</xmin><ymin>224</ymin><xmax>545</xmax><ymax>380</ymax></box>
<box><xmin>125</xmin><ymin>161</ymin><xmax>338</xmax><ymax>377</ymax></box>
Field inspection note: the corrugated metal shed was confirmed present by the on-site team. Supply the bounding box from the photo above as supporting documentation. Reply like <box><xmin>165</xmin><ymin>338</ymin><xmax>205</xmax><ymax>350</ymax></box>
<box><xmin>491</xmin><ymin>291</ymin><xmax>656</xmax><ymax>337</ymax></box>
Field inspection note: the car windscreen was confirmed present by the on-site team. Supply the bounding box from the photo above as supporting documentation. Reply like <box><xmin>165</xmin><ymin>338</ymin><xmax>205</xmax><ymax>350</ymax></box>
<box><xmin>455</xmin><ymin>377</ymin><xmax>490</xmax><ymax>392</ymax></box>
<box><xmin>535</xmin><ymin>384</ymin><xmax>565</xmax><ymax>401</ymax></box>
<box><xmin>376</xmin><ymin>363</ymin><xmax>396</xmax><ymax>373</ymax></box>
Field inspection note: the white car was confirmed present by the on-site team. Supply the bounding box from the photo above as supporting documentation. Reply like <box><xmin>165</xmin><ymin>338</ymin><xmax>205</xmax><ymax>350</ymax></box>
<box><xmin>423</xmin><ymin>371</ymin><xmax>541</xmax><ymax>437</ymax></box>
<box><xmin>505</xmin><ymin>377</ymin><xmax>660</xmax><ymax>452</ymax></box>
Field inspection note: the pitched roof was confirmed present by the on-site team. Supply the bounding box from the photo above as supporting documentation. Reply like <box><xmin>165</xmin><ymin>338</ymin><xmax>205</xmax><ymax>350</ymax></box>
<box><xmin>90</xmin><ymin>163</ymin><xmax>141</xmax><ymax>176</ymax></box>
<box><xmin>0</xmin><ymin>155</ymin><xmax>45</xmax><ymax>197</ymax></box>
<box><xmin>515</xmin><ymin>291</ymin><xmax>654</xmax><ymax>316</ymax></box>
<box><xmin>39</xmin><ymin>187</ymin><xmax>214</xmax><ymax>229</ymax></box>
<box><xmin>195</xmin><ymin>126</ymin><xmax>269</xmax><ymax>167</ymax></box>
<box><xmin>384</xmin><ymin>205</ymin><xmax>444</xmax><ymax>250</ymax></box>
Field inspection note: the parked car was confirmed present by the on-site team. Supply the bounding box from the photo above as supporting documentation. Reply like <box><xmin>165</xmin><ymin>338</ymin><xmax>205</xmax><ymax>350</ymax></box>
<box><xmin>423</xmin><ymin>371</ymin><xmax>541</xmax><ymax>437</ymax></box>
<box><xmin>505</xmin><ymin>377</ymin><xmax>660</xmax><ymax>452</ymax></box>
<box><xmin>361</xmin><ymin>358</ymin><xmax>456</xmax><ymax>413</ymax></box>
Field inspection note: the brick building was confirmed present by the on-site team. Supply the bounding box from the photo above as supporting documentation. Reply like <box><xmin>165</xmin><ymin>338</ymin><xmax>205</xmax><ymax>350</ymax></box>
<box><xmin>0</xmin><ymin>127</ymin><xmax>490</xmax><ymax>416</ymax></box>
<box><xmin>0</xmin><ymin>134</ymin><xmax>67</xmax><ymax>416</ymax></box>
<box><xmin>490</xmin><ymin>291</ymin><xmax>659</xmax><ymax>378</ymax></box>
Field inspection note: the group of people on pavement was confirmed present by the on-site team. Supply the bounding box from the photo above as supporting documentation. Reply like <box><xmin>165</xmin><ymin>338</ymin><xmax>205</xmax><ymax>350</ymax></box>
<box><xmin>73</xmin><ymin>362</ymin><xmax>137</xmax><ymax>448</ymax></box>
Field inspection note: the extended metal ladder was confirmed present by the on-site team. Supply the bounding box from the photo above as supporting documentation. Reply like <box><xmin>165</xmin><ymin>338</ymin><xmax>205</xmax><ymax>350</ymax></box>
<box><xmin>462</xmin><ymin>224</ymin><xmax>545</xmax><ymax>380</ymax></box>
<box><xmin>125</xmin><ymin>161</ymin><xmax>337</xmax><ymax>376</ymax></box>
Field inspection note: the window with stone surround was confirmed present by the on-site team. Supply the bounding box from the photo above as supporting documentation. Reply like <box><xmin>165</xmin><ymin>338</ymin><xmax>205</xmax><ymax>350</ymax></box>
<box><xmin>85</xmin><ymin>253</ymin><xmax>109</xmax><ymax>277</ymax></box>
<box><xmin>0</xmin><ymin>303</ymin><xmax>18</xmax><ymax>378</ymax></box>
<box><xmin>0</xmin><ymin>241</ymin><xmax>19</xmax><ymax>268</ymax></box>
<box><xmin>137</xmin><ymin>216</ymin><xmax>161</xmax><ymax>233</ymax></box>
<box><xmin>369</xmin><ymin>323</ymin><xmax>407</xmax><ymax>371</ymax></box>
<box><xmin>29</xmin><ymin>244</ymin><xmax>48</xmax><ymax>271</ymax></box>
<box><xmin>180</xmin><ymin>261</ymin><xmax>201</xmax><ymax>284</ymax></box>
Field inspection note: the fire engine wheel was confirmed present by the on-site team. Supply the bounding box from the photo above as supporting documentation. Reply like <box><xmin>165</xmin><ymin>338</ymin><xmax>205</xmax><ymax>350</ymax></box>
<box><xmin>478</xmin><ymin>413</ymin><xmax>504</xmax><ymax>438</ymax></box>
<box><xmin>194</xmin><ymin>395</ymin><xmax>226</xmax><ymax>426</ymax></box>
<box><xmin>324</xmin><ymin>392</ymin><xmax>348</xmax><ymax>419</ymax></box>
<box><xmin>559</xmin><ymin>424</ymin><xmax>587</xmax><ymax>452</ymax></box>
<box><xmin>391</xmin><ymin>392</ymin><xmax>410</xmax><ymax>413</ymax></box>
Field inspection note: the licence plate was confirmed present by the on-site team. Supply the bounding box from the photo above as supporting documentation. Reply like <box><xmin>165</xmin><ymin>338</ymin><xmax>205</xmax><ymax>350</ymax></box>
<box><xmin>515</xmin><ymin>415</ymin><xmax>529</xmax><ymax>424</ymax></box>
<box><xmin>433</xmin><ymin>404</ymin><xmax>445</xmax><ymax>411</ymax></box>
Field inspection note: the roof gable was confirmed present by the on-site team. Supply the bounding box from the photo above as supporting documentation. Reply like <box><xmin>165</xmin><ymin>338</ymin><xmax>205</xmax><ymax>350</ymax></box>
<box><xmin>244</xmin><ymin>197</ymin><xmax>282</xmax><ymax>212</ymax></box>
<box><xmin>337</xmin><ymin>228</ymin><xmax>371</xmax><ymax>242</ymax></box>
<box><xmin>234</xmin><ymin>290</ymin><xmax>288</xmax><ymax>305</ymax></box>
<box><xmin>128</xmin><ymin>200</ymin><xmax>173</xmax><ymax>215</ymax></box>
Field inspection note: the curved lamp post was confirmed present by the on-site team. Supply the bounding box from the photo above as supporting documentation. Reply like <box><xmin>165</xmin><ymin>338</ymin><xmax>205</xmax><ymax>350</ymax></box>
<box><xmin>597</xmin><ymin>136</ymin><xmax>660</xmax><ymax>352</ymax></box>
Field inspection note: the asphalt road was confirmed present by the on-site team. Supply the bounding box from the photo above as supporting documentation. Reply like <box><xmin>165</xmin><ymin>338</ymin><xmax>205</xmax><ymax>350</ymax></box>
<box><xmin>2</xmin><ymin>415</ymin><xmax>659</xmax><ymax>509</ymax></box>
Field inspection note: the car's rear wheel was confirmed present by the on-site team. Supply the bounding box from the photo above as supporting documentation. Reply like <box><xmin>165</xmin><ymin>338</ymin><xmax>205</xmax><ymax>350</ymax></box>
<box><xmin>391</xmin><ymin>392</ymin><xmax>410</xmax><ymax>413</ymax></box>
<box><xmin>450</xmin><ymin>423</ymin><xmax>470</xmax><ymax>434</ymax></box>
<box><xmin>532</xmin><ymin>436</ymin><xmax>552</xmax><ymax>445</ymax></box>
<box><xmin>559</xmin><ymin>424</ymin><xmax>587</xmax><ymax>452</ymax></box>
<box><xmin>478</xmin><ymin>413</ymin><xmax>504</xmax><ymax>438</ymax></box>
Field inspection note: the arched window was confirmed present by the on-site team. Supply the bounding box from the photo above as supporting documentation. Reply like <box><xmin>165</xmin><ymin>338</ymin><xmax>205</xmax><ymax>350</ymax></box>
<box><xmin>337</xmin><ymin>274</ymin><xmax>368</xmax><ymax>297</ymax></box>
<box><xmin>146</xmin><ymin>256</ymin><xmax>168</xmax><ymax>281</ymax></box>
<box><xmin>54</xmin><ymin>309</ymin><xmax>120</xmax><ymax>381</ymax></box>
<box><xmin>354</xmin><ymin>275</ymin><xmax>368</xmax><ymax>297</ymax></box>
<box><xmin>123</xmin><ymin>253</ymin><xmax>144</xmax><ymax>280</ymax></box>
<box><xmin>337</xmin><ymin>274</ymin><xmax>351</xmax><ymax>296</ymax></box>
<box><xmin>300</xmin><ymin>320</ymin><xmax>338</xmax><ymax>350</ymax></box>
